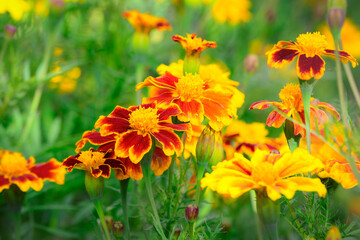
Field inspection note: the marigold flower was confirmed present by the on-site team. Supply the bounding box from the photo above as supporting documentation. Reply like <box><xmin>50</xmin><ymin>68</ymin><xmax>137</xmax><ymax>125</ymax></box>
<box><xmin>201</xmin><ymin>148</ymin><xmax>326</xmax><ymax>201</ymax></box>
<box><xmin>320</xmin><ymin>19</ymin><xmax>360</xmax><ymax>58</ymax></box>
<box><xmin>211</xmin><ymin>0</ymin><xmax>252</xmax><ymax>25</ymax></box>
<box><xmin>95</xmin><ymin>103</ymin><xmax>187</xmax><ymax>165</ymax></box>
<box><xmin>74</xmin><ymin>129</ymin><xmax>172</xmax><ymax>180</ymax></box>
<box><xmin>250</xmin><ymin>83</ymin><xmax>340</xmax><ymax>136</ymax></box>
<box><xmin>0</xmin><ymin>150</ymin><xmax>65</xmax><ymax>192</ymax></box>
<box><xmin>122</xmin><ymin>10</ymin><xmax>171</xmax><ymax>34</ymax></box>
<box><xmin>0</xmin><ymin>0</ymin><xmax>30</xmax><ymax>21</ymax></box>
<box><xmin>172</xmin><ymin>33</ymin><xmax>217</xmax><ymax>57</ymax></box>
<box><xmin>157</xmin><ymin>60</ymin><xmax>244</xmax><ymax>117</ymax></box>
<box><xmin>266</xmin><ymin>32</ymin><xmax>358</xmax><ymax>80</ymax></box>
<box><xmin>137</xmin><ymin>72</ymin><xmax>235</xmax><ymax>131</ymax></box>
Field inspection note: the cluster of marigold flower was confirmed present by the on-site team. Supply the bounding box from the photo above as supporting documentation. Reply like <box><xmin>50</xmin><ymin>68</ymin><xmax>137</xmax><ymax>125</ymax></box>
<box><xmin>1</xmin><ymin>2</ymin><xmax>360</xmax><ymax>240</ymax></box>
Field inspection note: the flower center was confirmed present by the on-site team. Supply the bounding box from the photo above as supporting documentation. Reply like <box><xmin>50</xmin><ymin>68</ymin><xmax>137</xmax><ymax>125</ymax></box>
<box><xmin>279</xmin><ymin>84</ymin><xmax>303</xmax><ymax>110</ymax></box>
<box><xmin>0</xmin><ymin>151</ymin><xmax>29</xmax><ymax>177</ymax></box>
<box><xmin>129</xmin><ymin>106</ymin><xmax>160</xmax><ymax>134</ymax></box>
<box><xmin>296</xmin><ymin>32</ymin><xmax>328</xmax><ymax>57</ymax></box>
<box><xmin>251</xmin><ymin>161</ymin><xmax>277</xmax><ymax>185</ymax></box>
<box><xmin>78</xmin><ymin>151</ymin><xmax>106</xmax><ymax>169</ymax></box>
<box><xmin>175</xmin><ymin>73</ymin><xmax>204</xmax><ymax>102</ymax></box>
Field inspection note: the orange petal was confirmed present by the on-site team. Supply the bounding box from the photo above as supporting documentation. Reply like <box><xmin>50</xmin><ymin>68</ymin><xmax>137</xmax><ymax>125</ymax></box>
<box><xmin>296</xmin><ymin>54</ymin><xmax>325</xmax><ymax>80</ymax></box>
<box><xmin>324</xmin><ymin>49</ymin><xmax>358</xmax><ymax>68</ymax></box>
<box><xmin>30</xmin><ymin>158</ymin><xmax>65</xmax><ymax>185</ymax></box>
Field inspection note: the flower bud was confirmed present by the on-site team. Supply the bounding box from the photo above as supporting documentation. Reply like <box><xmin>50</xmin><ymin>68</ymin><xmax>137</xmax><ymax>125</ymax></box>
<box><xmin>173</xmin><ymin>228</ymin><xmax>181</xmax><ymax>239</ymax></box>
<box><xmin>84</xmin><ymin>171</ymin><xmax>104</xmax><ymax>201</ymax></box>
<box><xmin>51</xmin><ymin>0</ymin><xmax>65</xmax><ymax>10</ymax></box>
<box><xmin>196</xmin><ymin>124</ymin><xmax>216</xmax><ymax>164</ymax></box>
<box><xmin>327</xmin><ymin>7</ymin><xmax>345</xmax><ymax>31</ymax></box>
<box><xmin>4</xmin><ymin>25</ymin><xmax>17</xmax><ymax>39</ymax></box>
<box><xmin>104</xmin><ymin>215</ymin><xmax>113</xmax><ymax>230</ymax></box>
<box><xmin>325</xmin><ymin>226</ymin><xmax>341</xmax><ymax>240</ymax></box>
<box><xmin>244</xmin><ymin>54</ymin><xmax>258</xmax><ymax>73</ymax></box>
<box><xmin>112</xmin><ymin>221</ymin><xmax>124</xmax><ymax>238</ymax></box>
<box><xmin>327</xmin><ymin>0</ymin><xmax>346</xmax><ymax>10</ymax></box>
<box><xmin>209</xmin><ymin>131</ymin><xmax>224</xmax><ymax>166</ymax></box>
<box><xmin>185</xmin><ymin>204</ymin><xmax>199</xmax><ymax>222</ymax></box>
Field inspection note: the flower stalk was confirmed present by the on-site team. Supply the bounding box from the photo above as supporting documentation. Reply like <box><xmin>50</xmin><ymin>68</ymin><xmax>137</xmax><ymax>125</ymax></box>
<box><xmin>119</xmin><ymin>178</ymin><xmax>131</xmax><ymax>240</ymax></box>
<box><xmin>140</xmin><ymin>138</ymin><xmax>167</xmax><ymax>240</ymax></box>
<box><xmin>4</xmin><ymin>185</ymin><xmax>25</xmax><ymax>240</ymax></box>
<box><xmin>256</xmin><ymin>191</ymin><xmax>280</xmax><ymax>240</ymax></box>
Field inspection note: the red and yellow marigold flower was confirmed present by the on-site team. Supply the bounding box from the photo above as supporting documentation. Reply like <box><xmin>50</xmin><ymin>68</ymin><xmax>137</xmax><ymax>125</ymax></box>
<box><xmin>136</xmin><ymin>73</ymin><xmax>234</xmax><ymax>131</ymax></box>
<box><xmin>0</xmin><ymin>150</ymin><xmax>65</xmax><ymax>192</ymax></box>
<box><xmin>172</xmin><ymin>33</ymin><xmax>217</xmax><ymax>57</ymax></box>
<box><xmin>75</xmin><ymin>130</ymin><xmax>171</xmax><ymax>180</ymax></box>
<box><xmin>266</xmin><ymin>32</ymin><xmax>358</xmax><ymax>80</ymax></box>
<box><xmin>122</xmin><ymin>10</ymin><xmax>171</xmax><ymax>34</ymax></box>
<box><xmin>95</xmin><ymin>103</ymin><xmax>188</xmax><ymax>165</ymax></box>
<box><xmin>156</xmin><ymin>60</ymin><xmax>245</xmax><ymax>117</ymax></box>
<box><xmin>211</xmin><ymin>0</ymin><xmax>252</xmax><ymax>25</ymax></box>
<box><xmin>63</xmin><ymin>148</ymin><xmax>125</xmax><ymax>178</ymax></box>
<box><xmin>201</xmin><ymin>148</ymin><xmax>326</xmax><ymax>201</ymax></box>
<box><xmin>250</xmin><ymin>83</ymin><xmax>340</xmax><ymax>136</ymax></box>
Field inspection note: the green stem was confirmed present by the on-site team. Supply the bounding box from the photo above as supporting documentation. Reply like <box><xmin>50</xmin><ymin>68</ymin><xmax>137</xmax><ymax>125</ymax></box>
<box><xmin>94</xmin><ymin>199</ymin><xmax>112</xmax><ymax>240</ymax></box>
<box><xmin>299</xmin><ymin>78</ymin><xmax>317</xmax><ymax>153</ymax></box>
<box><xmin>136</xmin><ymin>61</ymin><xmax>144</xmax><ymax>105</ymax></box>
<box><xmin>195</xmin><ymin>163</ymin><xmax>206</xmax><ymax>206</ymax></box>
<box><xmin>0</xmin><ymin>39</ymin><xmax>9</xmax><ymax>66</ymax></box>
<box><xmin>250</xmin><ymin>190</ymin><xmax>263</xmax><ymax>240</ymax></box>
<box><xmin>120</xmin><ymin>179</ymin><xmax>130</xmax><ymax>240</ymax></box>
<box><xmin>141</xmin><ymin>139</ymin><xmax>167</xmax><ymax>240</ymax></box>
<box><xmin>256</xmin><ymin>191</ymin><xmax>279</xmax><ymax>240</ymax></box>
<box><xmin>189</xmin><ymin>221</ymin><xmax>195</xmax><ymax>240</ymax></box>
<box><xmin>4</xmin><ymin>185</ymin><xmax>25</xmax><ymax>240</ymax></box>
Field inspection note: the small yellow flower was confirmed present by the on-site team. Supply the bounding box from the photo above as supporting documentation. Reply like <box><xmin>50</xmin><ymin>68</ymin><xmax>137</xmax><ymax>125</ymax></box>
<box><xmin>325</xmin><ymin>226</ymin><xmax>342</xmax><ymax>240</ymax></box>
<box><xmin>0</xmin><ymin>0</ymin><xmax>30</xmax><ymax>21</ymax></box>
<box><xmin>211</xmin><ymin>0</ymin><xmax>252</xmax><ymax>25</ymax></box>
<box><xmin>201</xmin><ymin>148</ymin><xmax>326</xmax><ymax>200</ymax></box>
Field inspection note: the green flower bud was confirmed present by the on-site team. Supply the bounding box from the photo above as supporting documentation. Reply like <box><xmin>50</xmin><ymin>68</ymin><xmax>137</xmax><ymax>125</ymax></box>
<box><xmin>104</xmin><ymin>215</ymin><xmax>114</xmax><ymax>231</ymax></box>
<box><xmin>196</xmin><ymin>124</ymin><xmax>216</xmax><ymax>164</ymax></box>
<box><xmin>85</xmin><ymin>171</ymin><xmax>104</xmax><ymax>201</ymax></box>
<box><xmin>328</xmin><ymin>7</ymin><xmax>345</xmax><ymax>32</ymax></box>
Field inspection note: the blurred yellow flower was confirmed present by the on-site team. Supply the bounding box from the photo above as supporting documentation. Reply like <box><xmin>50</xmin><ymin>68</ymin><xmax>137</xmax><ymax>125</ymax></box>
<box><xmin>325</xmin><ymin>226</ymin><xmax>342</xmax><ymax>240</ymax></box>
<box><xmin>0</xmin><ymin>0</ymin><xmax>30</xmax><ymax>21</ymax></box>
<box><xmin>211</xmin><ymin>0</ymin><xmax>252</xmax><ymax>25</ymax></box>
<box><xmin>320</xmin><ymin>18</ymin><xmax>360</xmax><ymax>58</ymax></box>
<box><xmin>34</xmin><ymin>0</ymin><xmax>49</xmax><ymax>17</ymax></box>
<box><xmin>201</xmin><ymin>148</ymin><xmax>326</xmax><ymax>201</ymax></box>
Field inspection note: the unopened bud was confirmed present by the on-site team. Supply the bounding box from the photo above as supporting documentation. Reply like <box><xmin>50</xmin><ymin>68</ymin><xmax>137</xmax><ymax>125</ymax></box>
<box><xmin>173</xmin><ymin>228</ymin><xmax>181</xmax><ymax>239</ymax></box>
<box><xmin>196</xmin><ymin>124</ymin><xmax>216</xmax><ymax>164</ymax></box>
<box><xmin>221</xmin><ymin>220</ymin><xmax>232</xmax><ymax>234</ymax></box>
<box><xmin>328</xmin><ymin>0</ymin><xmax>346</xmax><ymax>10</ymax></box>
<box><xmin>4</xmin><ymin>25</ymin><xmax>17</xmax><ymax>39</ymax></box>
<box><xmin>244</xmin><ymin>54</ymin><xmax>258</xmax><ymax>73</ymax></box>
<box><xmin>266</xmin><ymin>9</ymin><xmax>276</xmax><ymax>23</ymax></box>
<box><xmin>209</xmin><ymin>131</ymin><xmax>224</xmax><ymax>166</ymax></box>
<box><xmin>104</xmin><ymin>215</ymin><xmax>113</xmax><ymax>230</ymax></box>
<box><xmin>328</xmin><ymin>7</ymin><xmax>345</xmax><ymax>31</ymax></box>
<box><xmin>112</xmin><ymin>221</ymin><xmax>124</xmax><ymax>237</ymax></box>
<box><xmin>51</xmin><ymin>0</ymin><xmax>65</xmax><ymax>9</ymax></box>
<box><xmin>185</xmin><ymin>204</ymin><xmax>199</xmax><ymax>222</ymax></box>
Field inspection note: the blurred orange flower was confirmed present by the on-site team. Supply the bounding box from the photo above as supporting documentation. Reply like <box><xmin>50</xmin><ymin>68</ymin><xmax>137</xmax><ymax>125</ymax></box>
<box><xmin>250</xmin><ymin>83</ymin><xmax>340</xmax><ymax>136</ymax></box>
<box><xmin>137</xmin><ymin>73</ymin><xmax>234</xmax><ymax>131</ymax></box>
<box><xmin>122</xmin><ymin>10</ymin><xmax>171</xmax><ymax>34</ymax></box>
<box><xmin>172</xmin><ymin>33</ymin><xmax>217</xmax><ymax>57</ymax></box>
<box><xmin>211</xmin><ymin>0</ymin><xmax>252</xmax><ymax>25</ymax></box>
<box><xmin>266</xmin><ymin>32</ymin><xmax>358</xmax><ymax>80</ymax></box>
<box><xmin>201</xmin><ymin>148</ymin><xmax>326</xmax><ymax>201</ymax></box>
<box><xmin>0</xmin><ymin>150</ymin><xmax>65</xmax><ymax>192</ymax></box>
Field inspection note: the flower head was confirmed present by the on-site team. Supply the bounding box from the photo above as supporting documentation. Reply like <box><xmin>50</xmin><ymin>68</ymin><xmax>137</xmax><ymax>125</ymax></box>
<box><xmin>136</xmin><ymin>73</ymin><xmax>234</xmax><ymax>131</ymax></box>
<box><xmin>172</xmin><ymin>33</ymin><xmax>217</xmax><ymax>57</ymax></box>
<box><xmin>266</xmin><ymin>32</ymin><xmax>358</xmax><ymax>80</ymax></box>
<box><xmin>250</xmin><ymin>83</ymin><xmax>340</xmax><ymax>136</ymax></box>
<box><xmin>122</xmin><ymin>10</ymin><xmax>171</xmax><ymax>35</ymax></box>
<box><xmin>0</xmin><ymin>0</ymin><xmax>30</xmax><ymax>21</ymax></box>
<box><xmin>0</xmin><ymin>150</ymin><xmax>65</xmax><ymax>192</ymax></box>
<box><xmin>201</xmin><ymin>148</ymin><xmax>326</xmax><ymax>201</ymax></box>
<box><xmin>95</xmin><ymin>103</ymin><xmax>188</xmax><ymax>164</ymax></box>
<box><xmin>211</xmin><ymin>0</ymin><xmax>252</xmax><ymax>25</ymax></box>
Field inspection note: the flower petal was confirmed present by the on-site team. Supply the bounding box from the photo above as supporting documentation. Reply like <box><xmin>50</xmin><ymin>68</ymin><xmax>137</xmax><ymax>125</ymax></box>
<box><xmin>266</xmin><ymin>44</ymin><xmax>299</xmax><ymax>69</ymax></box>
<box><xmin>296</xmin><ymin>54</ymin><xmax>325</xmax><ymax>80</ymax></box>
<box><xmin>201</xmin><ymin>97</ymin><xmax>232</xmax><ymax>131</ymax></box>
<box><xmin>174</xmin><ymin>99</ymin><xmax>205</xmax><ymax>124</ymax></box>
<box><xmin>136</xmin><ymin>74</ymin><xmax>177</xmax><ymax>91</ymax></box>
<box><xmin>266</xmin><ymin>110</ymin><xmax>286</xmax><ymax>128</ymax></box>
<box><xmin>76</xmin><ymin>130</ymin><xmax>116</xmax><ymax>152</ymax></box>
<box><xmin>158</xmin><ymin>104</ymin><xmax>182</xmax><ymax>121</ymax></box>
<box><xmin>285</xmin><ymin>177</ymin><xmax>327</xmax><ymax>197</ymax></box>
<box><xmin>0</xmin><ymin>175</ymin><xmax>10</xmax><ymax>192</ymax></box>
<box><xmin>62</xmin><ymin>155</ymin><xmax>81</xmax><ymax>172</ymax></box>
<box><xmin>98</xmin><ymin>165</ymin><xmax>111</xmax><ymax>178</ymax></box>
<box><xmin>115</xmin><ymin>131</ymin><xmax>152</xmax><ymax>164</ymax></box>
<box><xmin>324</xmin><ymin>49</ymin><xmax>358</xmax><ymax>68</ymax></box>
<box><xmin>95</xmin><ymin>116</ymin><xmax>130</xmax><ymax>135</ymax></box>
<box><xmin>115</xmin><ymin>158</ymin><xmax>143</xmax><ymax>181</ymax></box>
<box><xmin>11</xmin><ymin>174</ymin><xmax>44</xmax><ymax>192</ymax></box>
<box><xmin>151</xmin><ymin>147</ymin><xmax>171</xmax><ymax>176</ymax></box>
<box><xmin>30</xmin><ymin>158</ymin><xmax>65</xmax><ymax>184</ymax></box>
<box><xmin>152</xmin><ymin>129</ymin><xmax>183</xmax><ymax>156</ymax></box>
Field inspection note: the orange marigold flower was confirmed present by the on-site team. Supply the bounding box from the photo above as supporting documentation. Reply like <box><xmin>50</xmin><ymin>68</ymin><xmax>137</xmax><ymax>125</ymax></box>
<box><xmin>172</xmin><ymin>33</ymin><xmax>217</xmax><ymax>57</ymax></box>
<box><xmin>201</xmin><ymin>148</ymin><xmax>326</xmax><ymax>201</ymax></box>
<box><xmin>63</xmin><ymin>148</ymin><xmax>125</xmax><ymax>178</ymax></box>
<box><xmin>249</xmin><ymin>83</ymin><xmax>340</xmax><ymax>136</ymax></box>
<box><xmin>95</xmin><ymin>103</ymin><xmax>188</xmax><ymax>164</ymax></box>
<box><xmin>211</xmin><ymin>0</ymin><xmax>252</xmax><ymax>25</ymax></box>
<box><xmin>0</xmin><ymin>150</ymin><xmax>65</xmax><ymax>192</ymax></box>
<box><xmin>266</xmin><ymin>32</ymin><xmax>358</xmax><ymax>80</ymax></box>
<box><xmin>122</xmin><ymin>10</ymin><xmax>171</xmax><ymax>34</ymax></box>
<box><xmin>75</xmin><ymin>130</ymin><xmax>171</xmax><ymax>180</ymax></box>
<box><xmin>136</xmin><ymin>73</ymin><xmax>234</xmax><ymax>131</ymax></box>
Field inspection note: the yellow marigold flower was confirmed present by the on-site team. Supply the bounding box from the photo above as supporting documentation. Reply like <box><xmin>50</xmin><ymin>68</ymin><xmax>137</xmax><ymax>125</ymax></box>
<box><xmin>172</xmin><ymin>33</ymin><xmax>217</xmax><ymax>58</ymax></box>
<box><xmin>0</xmin><ymin>0</ymin><xmax>30</xmax><ymax>21</ymax></box>
<box><xmin>201</xmin><ymin>148</ymin><xmax>326</xmax><ymax>201</ymax></box>
<box><xmin>325</xmin><ymin>226</ymin><xmax>342</xmax><ymax>240</ymax></box>
<box><xmin>314</xmin><ymin>143</ymin><xmax>360</xmax><ymax>189</ymax></box>
<box><xmin>156</xmin><ymin>60</ymin><xmax>244</xmax><ymax>117</ymax></box>
<box><xmin>122</xmin><ymin>10</ymin><xmax>171</xmax><ymax>35</ymax></box>
<box><xmin>0</xmin><ymin>150</ymin><xmax>65</xmax><ymax>192</ymax></box>
<box><xmin>211</xmin><ymin>0</ymin><xmax>252</xmax><ymax>25</ymax></box>
<box><xmin>320</xmin><ymin>18</ymin><xmax>360</xmax><ymax>58</ymax></box>
<box><xmin>34</xmin><ymin>0</ymin><xmax>49</xmax><ymax>17</ymax></box>
<box><xmin>266</xmin><ymin>32</ymin><xmax>358</xmax><ymax>80</ymax></box>
<box><xmin>250</xmin><ymin>83</ymin><xmax>340</xmax><ymax>137</ymax></box>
